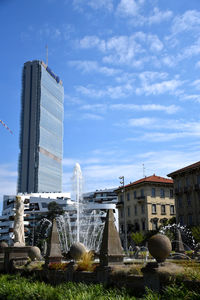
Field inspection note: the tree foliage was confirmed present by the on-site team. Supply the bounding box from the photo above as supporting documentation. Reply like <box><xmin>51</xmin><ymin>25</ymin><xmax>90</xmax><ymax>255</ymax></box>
<box><xmin>47</xmin><ymin>201</ymin><xmax>64</xmax><ymax>221</ymax></box>
<box><xmin>131</xmin><ymin>232</ymin><xmax>145</xmax><ymax>246</ymax></box>
<box><xmin>191</xmin><ymin>226</ymin><xmax>200</xmax><ymax>243</ymax></box>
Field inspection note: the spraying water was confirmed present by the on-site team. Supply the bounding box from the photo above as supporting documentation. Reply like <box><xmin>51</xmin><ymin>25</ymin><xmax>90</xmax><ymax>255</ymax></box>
<box><xmin>72</xmin><ymin>163</ymin><xmax>83</xmax><ymax>243</ymax></box>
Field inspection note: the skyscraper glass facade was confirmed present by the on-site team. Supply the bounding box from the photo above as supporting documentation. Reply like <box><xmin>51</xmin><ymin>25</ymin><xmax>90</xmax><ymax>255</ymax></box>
<box><xmin>18</xmin><ymin>60</ymin><xmax>64</xmax><ymax>193</ymax></box>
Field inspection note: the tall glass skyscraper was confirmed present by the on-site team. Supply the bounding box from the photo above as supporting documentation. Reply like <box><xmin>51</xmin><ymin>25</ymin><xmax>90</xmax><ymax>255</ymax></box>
<box><xmin>18</xmin><ymin>60</ymin><xmax>64</xmax><ymax>193</ymax></box>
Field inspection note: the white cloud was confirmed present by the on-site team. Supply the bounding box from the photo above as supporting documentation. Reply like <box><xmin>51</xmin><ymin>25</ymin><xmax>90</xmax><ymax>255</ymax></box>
<box><xmin>148</xmin><ymin>35</ymin><xmax>163</xmax><ymax>52</ymax></box>
<box><xmin>182</xmin><ymin>94</ymin><xmax>200</xmax><ymax>103</ymax></box>
<box><xmin>191</xmin><ymin>79</ymin><xmax>200</xmax><ymax>90</ymax></box>
<box><xmin>148</xmin><ymin>7</ymin><xmax>173</xmax><ymax>25</ymax></box>
<box><xmin>76</xmin><ymin>83</ymin><xmax>133</xmax><ymax>99</ymax></box>
<box><xmin>110</xmin><ymin>103</ymin><xmax>179</xmax><ymax>114</ymax></box>
<box><xmin>195</xmin><ymin>61</ymin><xmax>200</xmax><ymax>68</ymax></box>
<box><xmin>69</xmin><ymin>60</ymin><xmax>120</xmax><ymax>76</ymax></box>
<box><xmin>162</xmin><ymin>55</ymin><xmax>176</xmax><ymax>67</ymax></box>
<box><xmin>178</xmin><ymin>38</ymin><xmax>200</xmax><ymax>60</ymax></box>
<box><xmin>80</xmin><ymin>104</ymin><xmax>107</xmax><ymax>113</ymax></box>
<box><xmin>79</xmin><ymin>103</ymin><xmax>179</xmax><ymax>115</ymax></box>
<box><xmin>116</xmin><ymin>0</ymin><xmax>141</xmax><ymax>17</ymax></box>
<box><xmin>78</xmin><ymin>33</ymin><xmax>164</xmax><ymax>67</ymax></box>
<box><xmin>79</xmin><ymin>36</ymin><xmax>106</xmax><ymax>52</ymax></box>
<box><xmin>128</xmin><ymin>117</ymin><xmax>155</xmax><ymax>127</ymax></box>
<box><xmin>81</xmin><ymin>113</ymin><xmax>103</xmax><ymax>120</ymax></box>
<box><xmin>136</xmin><ymin>79</ymin><xmax>183</xmax><ymax>95</ymax></box>
<box><xmin>73</xmin><ymin>0</ymin><xmax>113</xmax><ymax>12</ymax></box>
<box><xmin>171</xmin><ymin>10</ymin><xmax>200</xmax><ymax>35</ymax></box>
<box><xmin>126</xmin><ymin>118</ymin><xmax>200</xmax><ymax>132</ymax></box>
<box><xmin>136</xmin><ymin>150</ymin><xmax>200</xmax><ymax>177</ymax></box>
<box><xmin>139</xmin><ymin>71</ymin><xmax>168</xmax><ymax>83</ymax></box>
<box><xmin>104</xmin><ymin>35</ymin><xmax>143</xmax><ymax>64</ymax></box>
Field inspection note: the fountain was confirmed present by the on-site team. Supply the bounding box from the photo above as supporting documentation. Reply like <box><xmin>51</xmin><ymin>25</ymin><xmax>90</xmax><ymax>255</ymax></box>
<box><xmin>72</xmin><ymin>163</ymin><xmax>82</xmax><ymax>243</ymax></box>
<box><xmin>35</xmin><ymin>163</ymin><xmax>106</xmax><ymax>255</ymax></box>
<box><xmin>159</xmin><ymin>223</ymin><xmax>196</xmax><ymax>251</ymax></box>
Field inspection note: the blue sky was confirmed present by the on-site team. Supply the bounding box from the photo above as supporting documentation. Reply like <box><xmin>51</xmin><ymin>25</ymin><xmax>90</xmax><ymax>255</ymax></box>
<box><xmin>0</xmin><ymin>0</ymin><xmax>200</xmax><ymax>207</ymax></box>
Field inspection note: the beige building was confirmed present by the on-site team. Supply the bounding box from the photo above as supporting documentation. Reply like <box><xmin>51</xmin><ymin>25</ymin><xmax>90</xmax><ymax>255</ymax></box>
<box><xmin>168</xmin><ymin>161</ymin><xmax>200</xmax><ymax>227</ymax></box>
<box><xmin>116</xmin><ymin>175</ymin><xmax>175</xmax><ymax>247</ymax></box>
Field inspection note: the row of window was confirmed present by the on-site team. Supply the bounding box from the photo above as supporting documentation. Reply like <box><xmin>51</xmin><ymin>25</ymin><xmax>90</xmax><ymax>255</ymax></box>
<box><xmin>121</xmin><ymin>204</ymin><xmax>175</xmax><ymax>217</ymax></box>
<box><xmin>177</xmin><ymin>174</ymin><xmax>200</xmax><ymax>188</ymax></box>
<box><xmin>152</xmin><ymin>204</ymin><xmax>175</xmax><ymax>215</ymax></box>
<box><xmin>121</xmin><ymin>188</ymin><xmax>174</xmax><ymax>201</ymax></box>
<box><xmin>177</xmin><ymin>195</ymin><xmax>192</xmax><ymax>208</ymax></box>
<box><xmin>179</xmin><ymin>214</ymin><xmax>193</xmax><ymax>226</ymax></box>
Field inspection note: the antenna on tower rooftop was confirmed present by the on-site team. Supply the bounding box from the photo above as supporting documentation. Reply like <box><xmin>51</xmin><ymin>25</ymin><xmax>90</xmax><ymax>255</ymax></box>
<box><xmin>46</xmin><ymin>44</ymin><xmax>48</xmax><ymax>66</ymax></box>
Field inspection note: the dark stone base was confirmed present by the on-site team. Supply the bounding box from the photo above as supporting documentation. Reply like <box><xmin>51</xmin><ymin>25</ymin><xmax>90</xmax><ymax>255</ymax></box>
<box><xmin>4</xmin><ymin>246</ymin><xmax>32</xmax><ymax>272</ymax></box>
<box><xmin>100</xmin><ymin>255</ymin><xmax>124</xmax><ymax>266</ymax></box>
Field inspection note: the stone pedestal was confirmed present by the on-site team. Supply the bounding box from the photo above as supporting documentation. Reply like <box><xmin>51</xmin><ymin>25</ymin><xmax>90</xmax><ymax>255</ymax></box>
<box><xmin>4</xmin><ymin>246</ymin><xmax>32</xmax><ymax>272</ymax></box>
<box><xmin>174</xmin><ymin>228</ymin><xmax>185</xmax><ymax>253</ymax></box>
<box><xmin>99</xmin><ymin>209</ymin><xmax>124</xmax><ymax>266</ymax></box>
<box><xmin>45</xmin><ymin>219</ymin><xmax>63</xmax><ymax>265</ymax></box>
<box><xmin>142</xmin><ymin>262</ymin><xmax>184</xmax><ymax>292</ymax></box>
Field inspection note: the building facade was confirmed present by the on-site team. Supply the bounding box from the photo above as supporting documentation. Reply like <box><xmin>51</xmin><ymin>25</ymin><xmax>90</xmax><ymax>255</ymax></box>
<box><xmin>18</xmin><ymin>60</ymin><xmax>64</xmax><ymax>193</ymax></box>
<box><xmin>115</xmin><ymin>175</ymin><xmax>175</xmax><ymax>247</ymax></box>
<box><xmin>83</xmin><ymin>188</ymin><xmax>119</xmax><ymax>230</ymax></box>
<box><xmin>0</xmin><ymin>193</ymin><xmax>70</xmax><ymax>245</ymax></box>
<box><xmin>0</xmin><ymin>192</ymin><xmax>119</xmax><ymax>246</ymax></box>
<box><xmin>168</xmin><ymin>161</ymin><xmax>200</xmax><ymax>227</ymax></box>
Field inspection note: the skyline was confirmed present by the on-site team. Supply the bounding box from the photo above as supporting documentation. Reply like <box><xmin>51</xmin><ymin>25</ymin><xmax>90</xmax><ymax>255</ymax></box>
<box><xmin>0</xmin><ymin>0</ymin><xmax>200</xmax><ymax>210</ymax></box>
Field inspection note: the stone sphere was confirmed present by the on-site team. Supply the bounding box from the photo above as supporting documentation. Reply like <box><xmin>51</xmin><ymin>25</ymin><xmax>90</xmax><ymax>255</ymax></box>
<box><xmin>0</xmin><ymin>241</ymin><xmax>8</xmax><ymax>248</ymax></box>
<box><xmin>69</xmin><ymin>242</ymin><xmax>87</xmax><ymax>261</ymax></box>
<box><xmin>148</xmin><ymin>234</ymin><xmax>172</xmax><ymax>263</ymax></box>
<box><xmin>28</xmin><ymin>246</ymin><xmax>41</xmax><ymax>261</ymax></box>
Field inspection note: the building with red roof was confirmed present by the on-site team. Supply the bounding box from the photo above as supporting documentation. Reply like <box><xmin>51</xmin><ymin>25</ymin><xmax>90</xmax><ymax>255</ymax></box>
<box><xmin>115</xmin><ymin>174</ymin><xmax>175</xmax><ymax>248</ymax></box>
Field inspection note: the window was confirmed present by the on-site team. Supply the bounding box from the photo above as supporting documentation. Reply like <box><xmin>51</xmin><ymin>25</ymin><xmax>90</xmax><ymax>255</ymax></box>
<box><xmin>179</xmin><ymin>215</ymin><xmax>184</xmax><ymax>225</ymax></box>
<box><xmin>177</xmin><ymin>180</ymin><xmax>181</xmax><ymax>189</ymax></box>
<box><xmin>178</xmin><ymin>197</ymin><xmax>182</xmax><ymax>208</ymax></box>
<box><xmin>151</xmin><ymin>188</ymin><xmax>156</xmax><ymax>197</ymax></box>
<box><xmin>142</xmin><ymin>221</ymin><xmax>145</xmax><ymax>230</ymax></box>
<box><xmin>152</xmin><ymin>204</ymin><xmax>156</xmax><ymax>214</ymax></box>
<box><xmin>170</xmin><ymin>205</ymin><xmax>175</xmax><ymax>215</ymax></box>
<box><xmin>127</xmin><ymin>206</ymin><xmax>130</xmax><ymax>217</ymax></box>
<box><xmin>187</xmin><ymin>194</ymin><xmax>191</xmax><ymax>206</ymax></box>
<box><xmin>120</xmin><ymin>195</ymin><xmax>123</xmax><ymax>202</ymax></box>
<box><xmin>141</xmin><ymin>189</ymin><xmax>144</xmax><ymax>197</ymax></box>
<box><xmin>141</xmin><ymin>204</ymin><xmax>145</xmax><ymax>214</ymax></box>
<box><xmin>186</xmin><ymin>177</ymin><xmax>190</xmax><ymax>187</ymax></box>
<box><xmin>120</xmin><ymin>209</ymin><xmax>124</xmax><ymax>218</ymax></box>
<box><xmin>127</xmin><ymin>193</ymin><xmax>130</xmax><ymax>201</ymax></box>
<box><xmin>170</xmin><ymin>189</ymin><xmax>173</xmax><ymax>198</ymax></box>
<box><xmin>161</xmin><ymin>205</ymin><xmax>166</xmax><ymax>215</ymax></box>
<box><xmin>134</xmin><ymin>205</ymin><xmax>137</xmax><ymax>216</ymax></box>
<box><xmin>188</xmin><ymin>214</ymin><xmax>193</xmax><ymax>226</ymax></box>
<box><xmin>134</xmin><ymin>191</ymin><xmax>137</xmax><ymax>199</ymax></box>
<box><xmin>160</xmin><ymin>189</ymin><xmax>165</xmax><ymax>198</ymax></box>
<box><xmin>152</xmin><ymin>219</ymin><xmax>158</xmax><ymax>230</ymax></box>
<box><xmin>197</xmin><ymin>175</ymin><xmax>200</xmax><ymax>184</ymax></box>
<box><xmin>120</xmin><ymin>224</ymin><xmax>124</xmax><ymax>233</ymax></box>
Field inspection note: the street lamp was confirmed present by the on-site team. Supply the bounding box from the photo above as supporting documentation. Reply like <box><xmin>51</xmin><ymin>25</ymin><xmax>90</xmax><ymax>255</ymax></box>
<box><xmin>119</xmin><ymin>176</ymin><xmax>128</xmax><ymax>253</ymax></box>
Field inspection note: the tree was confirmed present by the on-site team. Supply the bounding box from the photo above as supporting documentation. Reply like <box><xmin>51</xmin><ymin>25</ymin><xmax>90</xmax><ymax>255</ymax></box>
<box><xmin>131</xmin><ymin>232</ymin><xmax>145</xmax><ymax>246</ymax></box>
<box><xmin>191</xmin><ymin>226</ymin><xmax>200</xmax><ymax>244</ymax></box>
<box><xmin>47</xmin><ymin>201</ymin><xmax>64</xmax><ymax>221</ymax></box>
